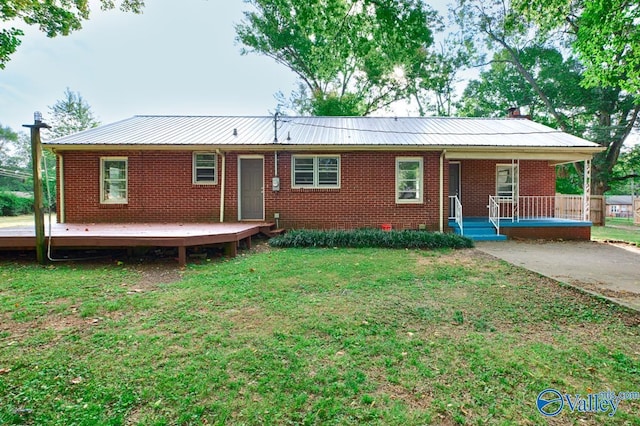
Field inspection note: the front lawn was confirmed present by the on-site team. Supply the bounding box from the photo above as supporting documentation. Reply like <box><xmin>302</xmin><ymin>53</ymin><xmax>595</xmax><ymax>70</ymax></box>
<box><xmin>1</xmin><ymin>247</ymin><xmax>638</xmax><ymax>425</ymax></box>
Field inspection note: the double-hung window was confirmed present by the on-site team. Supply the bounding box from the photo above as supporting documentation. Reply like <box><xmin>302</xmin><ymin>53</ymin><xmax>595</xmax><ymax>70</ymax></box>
<box><xmin>396</xmin><ymin>157</ymin><xmax>423</xmax><ymax>203</ymax></box>
<box><xmin>292</xmin><ymin>155</ymin><xmax>340</xmax><ymax>188</ymax></box>
<box><xmin>193</xmin><ymin>152</ymin><xmax>217</xmax><ymax>184</ymax></box>
<box><xmin>100</xmin><ymin>157</ymin><xmax>128</xmax><ymax>204</ymax></box>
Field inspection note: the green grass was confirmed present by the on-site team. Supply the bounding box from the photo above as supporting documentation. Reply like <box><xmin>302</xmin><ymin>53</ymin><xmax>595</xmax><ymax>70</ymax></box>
<box><xmin>592</xmin><ymin>219</ymin><xmax>640</xmax><ymax>246</ymax></box>
<box><xmin>1</xmin><ymin>248</ymin><xmax>639</xmax><ymax>425</ymax></box>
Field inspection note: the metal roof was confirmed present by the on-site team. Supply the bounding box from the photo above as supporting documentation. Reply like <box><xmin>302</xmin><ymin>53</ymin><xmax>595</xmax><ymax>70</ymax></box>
<box><xmin>605</xmin><ymin>195</ymin><xmax>633</xmax><ymax>205</ymax></box>
<box><xmin>44</xmin><ymin>115</ymin><xmax>602</xmax><ymax>149</ymax></box>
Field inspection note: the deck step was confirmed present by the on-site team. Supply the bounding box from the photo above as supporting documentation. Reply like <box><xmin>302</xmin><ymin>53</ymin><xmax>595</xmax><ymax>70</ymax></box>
<box><xmin>260</xmin><ymin>225</ymin><xmax>286</xmax><ymax>238</ymax></box>
<box><xmin>267</xmin><ymin>228</ymin><xmax>286</xmax><ymax>237</ymax></box>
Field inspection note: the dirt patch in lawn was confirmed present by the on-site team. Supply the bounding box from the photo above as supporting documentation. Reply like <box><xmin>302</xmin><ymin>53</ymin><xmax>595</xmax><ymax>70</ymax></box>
<box><xmin>125</xmin><ymin>263</ymin><xmax>184</xmax><ymax>291</ymax></box>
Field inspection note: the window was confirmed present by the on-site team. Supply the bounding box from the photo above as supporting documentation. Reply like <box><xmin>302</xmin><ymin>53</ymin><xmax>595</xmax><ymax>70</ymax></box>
<box><xmin>396</xmin><ymin>157</ymin><xmax>423</xmax><ymax>203</ymax></box>
<box><xmin>496</xmin><ymin>164</ymin><xmax>519</xmax><ymax>199</ymax></box>
<box><xmin>100</xmin><ymin>157</ymin><xmax>127</xmax><ymax>204</ymax></box>
<box><xmin>193</xmin><ymin>152</ymin><xmax>217</xmax><ymax>184</ymax></box>
<box><xmin>292</xmin><ymin>155</ymin><xmax>340</xmax><ymax>188</ymax></box>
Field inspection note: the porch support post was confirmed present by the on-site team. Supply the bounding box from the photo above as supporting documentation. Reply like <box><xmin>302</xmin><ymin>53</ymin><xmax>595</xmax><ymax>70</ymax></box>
<box><xmin>583</xmin><ymin>159</ymin><xmax>591</xmax><ymax>221</ymax></box>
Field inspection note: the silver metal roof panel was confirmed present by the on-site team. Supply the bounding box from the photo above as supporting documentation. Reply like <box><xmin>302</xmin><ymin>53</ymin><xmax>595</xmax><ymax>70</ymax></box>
<box><xmin>45</xmin><ymin>115</ymin><xmax>602</xmax><ymax>149</ymax></box>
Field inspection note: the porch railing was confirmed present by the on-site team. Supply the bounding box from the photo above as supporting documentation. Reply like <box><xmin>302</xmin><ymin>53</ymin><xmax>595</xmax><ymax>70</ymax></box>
<box><xmin>488</xmin><ymin>195</ymin><xmax>500</xmax><ymax>234</ymax></box>
<box><xmin>449</xmin><ymin>195</ymin><xmax>464</xmax><ymax>235</ymax></box>
<box><xmin>518</xmin><ymin>195</ymin><xmax>584</xmax><ymax>220</ymax></box>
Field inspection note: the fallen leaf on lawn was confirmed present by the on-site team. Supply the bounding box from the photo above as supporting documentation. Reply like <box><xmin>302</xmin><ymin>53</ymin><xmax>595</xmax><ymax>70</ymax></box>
<box><xmin>0</xmin><ymin>368</ymin><xmax>11</xmax><ymax>374</ymax></box>
<box><xmin>70</xmin><ymin>377</ymin><xmax>83</xmax><ymax>384</ymax></box>
<box><xmin>335</xmin><ymin>351</ymin><xmax>345</xmax><ymax>356</ymax></box>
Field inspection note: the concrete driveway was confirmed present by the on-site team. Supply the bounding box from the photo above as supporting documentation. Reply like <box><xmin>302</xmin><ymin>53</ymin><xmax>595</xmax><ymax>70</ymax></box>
<box><xmin>476</xmin><ymin>240</ymin><xmax>640</xmax><ymax>312</ymax></box>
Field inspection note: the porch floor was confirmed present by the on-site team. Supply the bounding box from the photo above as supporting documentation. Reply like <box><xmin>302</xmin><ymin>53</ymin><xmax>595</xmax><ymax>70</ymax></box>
<box><xmin>0</xmin><ymin>222</ymin><xmax>275</xmax><ymax>266</ymax></box>
<box><xmin>449</xmin><ymin>217</ymin><xmax>593</xmax><ymax>241</ymax></box>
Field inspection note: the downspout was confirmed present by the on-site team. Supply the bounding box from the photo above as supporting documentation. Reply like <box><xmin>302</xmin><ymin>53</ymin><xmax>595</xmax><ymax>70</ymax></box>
<box><xmin>218</xmin><ymin>150</ymin><xmax>226</xmax><ymax>223</ymax></box>
<box><xmin>57</xmin><ymin>152</ymin><xmax>65</xmax><ymax>223</ymax></box>
<box><xmin>274</xmin><ymin>151</ymin><xmax>278</xmax><ymax>177</ymax></box>
<box><xmin>439</xmin><ymin>150</ymin><xmax>446</xmax><ymax>233</ymax></box>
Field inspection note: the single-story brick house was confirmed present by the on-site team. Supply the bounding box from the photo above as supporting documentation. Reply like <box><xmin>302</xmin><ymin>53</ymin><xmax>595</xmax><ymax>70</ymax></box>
<box><xmin>44</xmin><ymin>115</ymin><xmax>604</xmax><ymax>240</ymax></box>
<box><xmin>605</xmin><ymin>195</ymin><xmax>633</xmax><ymax>218</ymax></box>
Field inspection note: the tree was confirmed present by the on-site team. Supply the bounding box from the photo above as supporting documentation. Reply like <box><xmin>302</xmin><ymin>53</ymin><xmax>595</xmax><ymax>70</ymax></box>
<box><xmin>407</xmin><ymin>34</ymin><xmax>476</xmax><ymax>117</ymax></box>
<box><xmin>236</xmin><ymin>0</ymin><xmax>438</xmax><ymax>116</ymax></box>
<box><xmin>0</xmin><ymin>0</ymin><xmax>144</xmax><ymax>69</ymax></box>
<box><xmin>458</xmin><ymin>47</ymin><xmax>588</xmax><ymax>125</ymax></box>
<box><xmin>47</xmin><ymin>88</ymin><xmax>101</xmax><ymax>139</ymax></box>
<box><xmin>40</xmin><ymin>89</ymin><xmax>101</xmax><ymax>209</ymax></box>
<box><xmin>0</xmin><ymin>125</ymin><xmax>31</xmax><ymax>192</ymax></box>
<box><xmin>609</xmin><ymin>145</ymin><xmax>640</xmax><ymax>195</ymax></box>
<box><xmin>453</xmin><ymin>0</ymin><xmax>640</xmax><ymax>194</ymax></box>
<box><xmin>513</xmin><ymin>0</ymin><xmax>640</xmax><ymax>95</ymax></box>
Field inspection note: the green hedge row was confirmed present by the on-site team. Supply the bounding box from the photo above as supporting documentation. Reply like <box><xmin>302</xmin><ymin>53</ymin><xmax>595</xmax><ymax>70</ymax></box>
<box><xmin>0</xmin><ymin>192</ymin><xmax>34</xmax><ymax>216</ymax></box>
<box><xmin>269</xmin><ymin>228</ymin><xmax>474</xmax><ymax>249</ymax></box>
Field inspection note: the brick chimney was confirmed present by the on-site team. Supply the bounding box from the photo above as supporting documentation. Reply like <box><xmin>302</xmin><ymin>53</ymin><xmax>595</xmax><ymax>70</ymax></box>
<box><xmin>507</xmin><ymin>106</ymin><xmax>531</xmax><ymax>120</ymax></box>
<box><xmin>507</xmin><ymin>107</ymin><xmax>521</xmax><ymax>118</ymax></box>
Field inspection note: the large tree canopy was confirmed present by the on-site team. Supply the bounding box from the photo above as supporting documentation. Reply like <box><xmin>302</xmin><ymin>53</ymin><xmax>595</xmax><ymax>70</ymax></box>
<box><xmin>0</xmin><ymin>0</ymin><xmax>144</xmax><ymax>69</ymax></box>
<box><xmin>513</xmin><ymin>0</ymin><xmax>640</xmax><ymax>95</ymax></box>
<box><xmin>236</xmin><ymin>0</ymin><xmax>438</xmax><ymax>115</ymax></box>
<box><xmin>454</xmin><ymin>0</ymin><xmax>640</xmax><ymax>194</ymax></box>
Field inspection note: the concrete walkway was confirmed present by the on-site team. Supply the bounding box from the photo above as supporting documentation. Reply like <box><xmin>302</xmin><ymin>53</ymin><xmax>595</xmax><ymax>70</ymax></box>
<box><xmin>476</xmin><ymin>240</ymin><xmax>640</xmax><ymax>312</ymax></box>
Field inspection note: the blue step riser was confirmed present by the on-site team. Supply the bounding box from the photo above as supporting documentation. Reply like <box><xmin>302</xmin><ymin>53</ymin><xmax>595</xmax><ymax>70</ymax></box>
<box><xmin>450</xmin><ymin>220</ymin><xmax>507</xmax><ymax>241</ymax></box>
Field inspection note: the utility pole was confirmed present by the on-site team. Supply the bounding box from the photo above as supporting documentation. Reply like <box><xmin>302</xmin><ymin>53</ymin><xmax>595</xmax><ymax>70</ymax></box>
<box><xmin>23</xmin><ymin>112</ymin><xmax>50</xmax><ymax>265</ymax></box>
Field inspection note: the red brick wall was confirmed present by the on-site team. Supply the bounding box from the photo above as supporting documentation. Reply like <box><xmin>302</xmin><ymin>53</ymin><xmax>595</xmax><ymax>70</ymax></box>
<box><xmin>271</xmin><ymin>151</ymin><xmax>442</xmax><ymax>230</ymax></box>
<box><xmin>59</xmin><ymin>151</ymin><xmax>556</xmax><ymax>229</ymax></box>
<box><xmin>457</xmin><ymin>160</ymin><xmax>556</xmax><ymax>217</ymax></box>
<box><xmin>61</xmin><ymin>151</ymin><xmax>222</xmax><ymax>223</ymax></box>
<box><xmin>60</xmin><ymin>150</ymin><xmax>446</xmax><ymax>229</ymax></box>
<box><xmin>502</xmin><ymin>226</ymin><xmax>590</xmax><ymax>240</ymax></box>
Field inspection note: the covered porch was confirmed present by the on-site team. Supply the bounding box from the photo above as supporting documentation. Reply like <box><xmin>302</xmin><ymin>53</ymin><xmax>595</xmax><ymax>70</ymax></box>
<box><xmin>444</xmin><ymin>153</ymin><xmax>595</xmax><ymax>241</ymax></box>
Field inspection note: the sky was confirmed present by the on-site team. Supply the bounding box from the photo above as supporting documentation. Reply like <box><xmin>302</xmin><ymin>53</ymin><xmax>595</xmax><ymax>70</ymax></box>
<box><xmin>1</xmin><ymin>0</ymin><xmax>305</xmax><ymax>133</ymax></box>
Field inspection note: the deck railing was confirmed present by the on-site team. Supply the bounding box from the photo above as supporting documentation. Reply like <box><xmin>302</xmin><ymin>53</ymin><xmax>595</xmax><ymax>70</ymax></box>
<box><xmin>449</xmin><ymin>195</ymin><xmax>464</xmax><ymax>235</ymax></box>
<box><xmin>488</xmin><ymin>195</ymin><xmax>500</xmax><ymax>234</ymax></box>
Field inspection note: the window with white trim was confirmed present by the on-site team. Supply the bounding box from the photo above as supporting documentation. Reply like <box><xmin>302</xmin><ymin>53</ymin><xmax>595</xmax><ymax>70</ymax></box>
<box><xmin>396</xmin><ymin>157</ymin><xmax>423</xmax><ymax>203</ymax></box>
<box><xmin>292</xmin><ymin>155</ymin><xmax>340</xmax><ymax>188</ymax></box>
<box><xmin>193</xmin><ymin>152</ymin><xmax>217</xmax><ymax>184</ymax></box>
<box><xmin>100</xmin><ymin>157</ymin><xmax>128</xmax><ymax>204</ymax></box>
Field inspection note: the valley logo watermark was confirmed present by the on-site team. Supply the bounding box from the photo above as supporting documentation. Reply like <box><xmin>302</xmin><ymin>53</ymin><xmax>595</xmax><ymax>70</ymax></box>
<box><xmin>537</xmin><ymin>388</ymin><xmax>640</xmax><ymax>417</ymax></box>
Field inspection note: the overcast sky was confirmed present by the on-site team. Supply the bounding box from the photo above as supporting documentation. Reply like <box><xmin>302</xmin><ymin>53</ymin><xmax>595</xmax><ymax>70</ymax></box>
<box><xmin>1</xmin><ymin>0</ymin><xmax>304</xmax><ymax>133</ymax></box>
<box><xmin>1</xmin><ymin>0</ymin><xmax>637</xmax><ymax>145</ymax></box>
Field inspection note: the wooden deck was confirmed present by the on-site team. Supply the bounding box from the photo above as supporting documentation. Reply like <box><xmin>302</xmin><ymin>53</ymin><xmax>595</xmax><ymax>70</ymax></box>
<box><xmin>0</xmin><ymin>222</ymin><xmax>275</xmax><ymax>266</ymax></box>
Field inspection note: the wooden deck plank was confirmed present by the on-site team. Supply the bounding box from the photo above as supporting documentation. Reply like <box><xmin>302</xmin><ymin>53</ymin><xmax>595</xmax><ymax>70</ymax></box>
<box><xmin>0</xmin><ymin>223</ymin><xmax>273</xmax><ymax>263</ymax></box>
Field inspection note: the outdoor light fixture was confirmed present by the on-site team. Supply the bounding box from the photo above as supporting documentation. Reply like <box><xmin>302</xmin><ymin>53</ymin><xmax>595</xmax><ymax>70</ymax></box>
<box><xmin>34</xmin><ymin>111</ymin><xmax>43</xmax><ymax>122</ymax></box>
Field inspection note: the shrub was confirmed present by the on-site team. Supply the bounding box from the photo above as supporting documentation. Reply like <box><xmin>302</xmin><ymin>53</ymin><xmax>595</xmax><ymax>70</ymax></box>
<box><xmin>269</xmin><ymin>228</ymin><xmax>474</xmax><ymax>250</ymax></box>
<box><xmin>0</xmin><ymin>192</ymin><xmax>34</xmax><ymax>216</ymax></box>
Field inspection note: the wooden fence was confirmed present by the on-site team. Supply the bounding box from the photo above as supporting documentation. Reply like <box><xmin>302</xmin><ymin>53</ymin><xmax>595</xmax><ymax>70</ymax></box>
<box><xmin>590</xmin><ymin>195</ymin><xmax>605</xmax><ymax>226</ymax></box>
<box><xmin>553</xmin><ymin>194</ymin><xmax>604</xmax><ymax>225</ymax></box>
<box><xmin>635</xmin><ymin>198</ymin><xmax>640</xmax><ymax>225</ymax></box>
